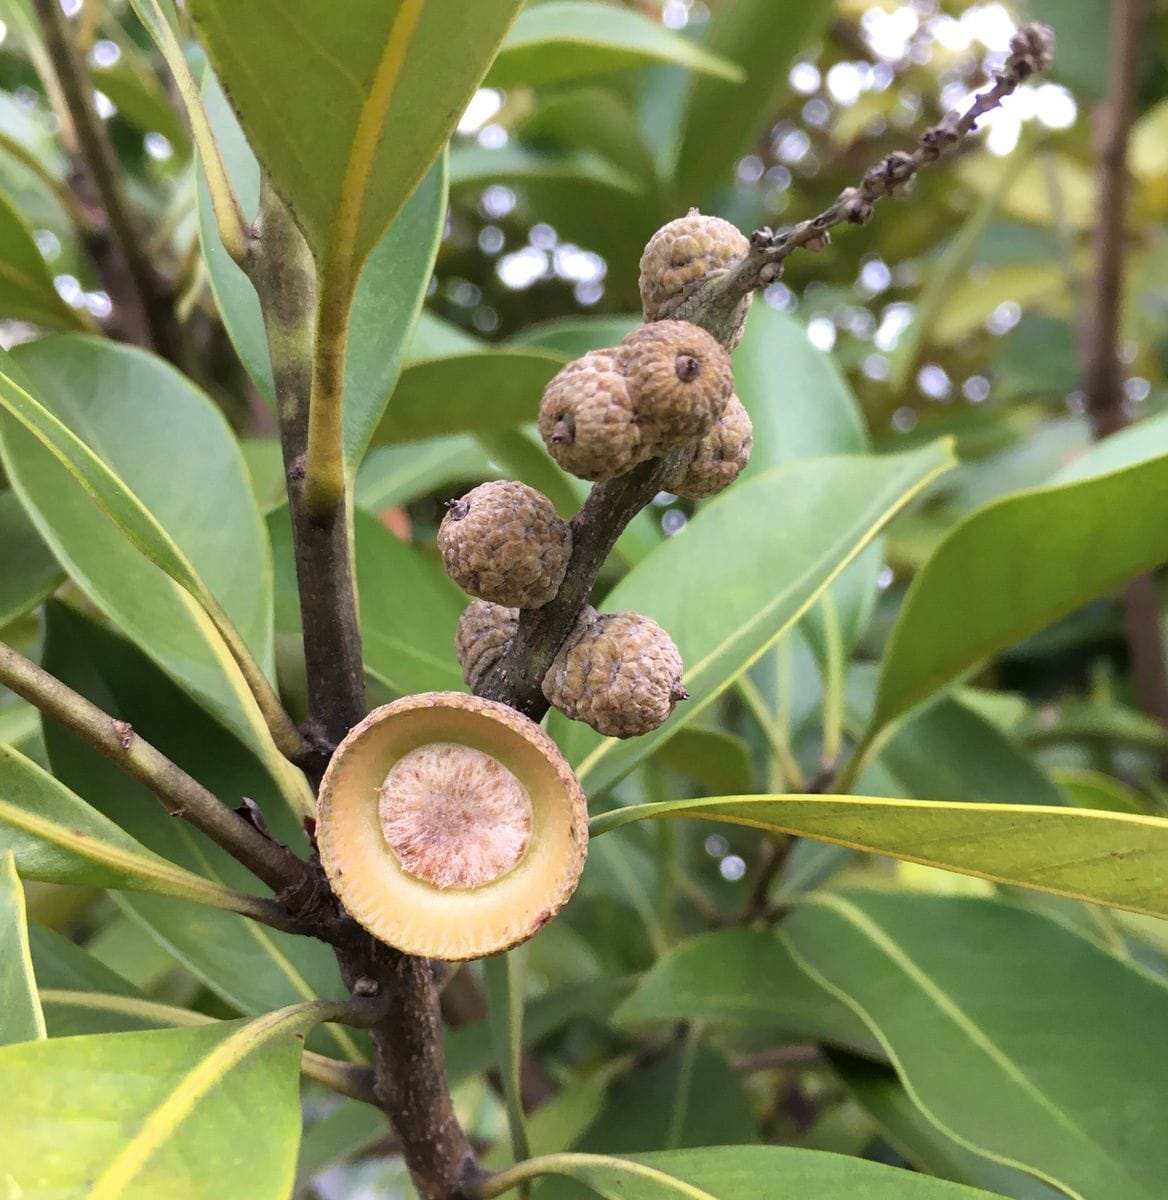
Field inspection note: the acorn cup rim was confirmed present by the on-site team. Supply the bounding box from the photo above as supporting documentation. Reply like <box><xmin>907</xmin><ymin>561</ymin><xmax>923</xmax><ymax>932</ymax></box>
<box><xmin>317</xmin><ymin>692</ymin><xmax>588</xmax><ymax>960</ymax></box>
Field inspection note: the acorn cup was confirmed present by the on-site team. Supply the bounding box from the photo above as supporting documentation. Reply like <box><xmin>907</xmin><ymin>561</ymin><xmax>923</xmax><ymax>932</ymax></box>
<box><xmin>317</xmin><ymin>693</ymin><xmax>588</xmax><ymax>960</ymax></box>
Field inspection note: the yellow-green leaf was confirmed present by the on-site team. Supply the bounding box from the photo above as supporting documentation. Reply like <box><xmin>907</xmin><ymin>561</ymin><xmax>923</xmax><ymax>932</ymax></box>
<box><xmin>591</xmin><ymin>794</ymin><xmax>1168</xmax><ymax>920</ymax></box>
<box><xmin>0</xmin><ymin>849</ymin><xmax>44</xmax><ymax>1045</ymax></box>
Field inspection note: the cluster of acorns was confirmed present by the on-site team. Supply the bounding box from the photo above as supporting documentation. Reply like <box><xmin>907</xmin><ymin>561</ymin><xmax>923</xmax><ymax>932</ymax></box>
<box><xmin>438</xmin><ymin>211</ymin><xmax>754</xmax><ymax>740</ymax></box>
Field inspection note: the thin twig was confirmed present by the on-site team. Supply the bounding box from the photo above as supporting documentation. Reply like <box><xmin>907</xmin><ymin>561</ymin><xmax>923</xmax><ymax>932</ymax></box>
<box><xmin>676</xmin><ymin>23</ymin><xmax>1057</xmax><ymax>344</ymax></box>
<box><xmin>31</xmin><ymin>0</ymin><xmax>182</xmax><ymax>359</ymax></box>
<box><xmin>0</xmin><ymin>640</ymin><xmax>310</xmax><ymax>900</ymax></box>
<box><xmin>1077</xmin><ymin>0</ymin><xmax>1168</xmax><ymax>749</ymax></box>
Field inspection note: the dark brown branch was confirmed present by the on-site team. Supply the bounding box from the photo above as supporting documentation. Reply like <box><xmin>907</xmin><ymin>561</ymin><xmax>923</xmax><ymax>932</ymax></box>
<box><xmin>31</xmin><ymin>0</ymin><xmax>182</xmax><ymax>360</ymax></box>
<box><xmin>1077</xmin><ymin>0</ymin><xmax>1168</xmax><ymax>744</ymax></box>
<box><xmin>476</xmin><ymin>453</ymin><xmax>682</xmax><ymax>717</ymax></box>
<box><xmin>676</xmin><ymin>22</ymin><xmax>1057</xmax><ymax>344</ymax></box>
<box><xmin>248</xmin><ymin>180</ymin><xmax>365</xmax><ymax>777</ymax></box>
<box><xmin>0</xmin><ymin>640</ymin><xmax>309</xmax><ymax>908</ymax></box>
<box><xmin>247</xmin><ymin>182</ymin><xmax>476</xmax><ymax>1200</ymax></box>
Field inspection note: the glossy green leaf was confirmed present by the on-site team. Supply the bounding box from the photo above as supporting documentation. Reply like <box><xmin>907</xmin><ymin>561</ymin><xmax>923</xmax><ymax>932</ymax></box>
<box><xmin>872</xmin><ymin>453</ymin><xmax>1168</xmax><ymax>737</ymax></box>
<box><xmin>191</xmin><ymin>0</ymin><xmax>519</xmax><ymax>271</ymax></box>
<box><xmin>0</xmin><ymin>850</ymin><xmax>44</xmax><ymax>1045</ymax></box>
<box><xmin>673</xmin><ymin>0</ymin><xmax>833</xmax><ymax>199</ymax></box>
<box><xmin>0</xmin><ymin>741</ymin><xmax>272</xmax><ymax>919</ymax></box>
<box><xmin>612</xmin><ymin>929</ymin><xmax>876</xmax><ymax>1054</ymax></box>
<box><xmin>503</xmin><ymin>1146</ymin><xmax>1007</xmax><ymax>1198</ymax></box>
<box><xmin>513</xmin><ymin>315</ymin><xmax>640</xmax><ymax>359</ymax></box>
<box><xmin>449</xmin><ymin>143</ymin><xmax>640</xmax><ymax>194</ymax></box>
<box><xmin>0</xmin><ymin>187</ymin><xmax>83</xmax><ymax>328</ymax></box>
<box><xmin>357</xmin><ymin>507</ymin><xmax>467</xmax><ymax>694</ymax></box>
<box><xmin>783</xmin><ymin>892</ymin><xmax>1168</xmax><ymax>1200</ymax></box>
<box><xmin>556</xmin><ymin>440</ymin><xmax>955</xmax><ymax>794</ymax></box>
<box><xmin>40</xmin><ymin>604</ymin><xmax>361</xmax><ymax>1061</ymax></box>
<box><xmin>0</xmin><ymin>488</ymin><xmax>61</xmax><ymax>627</ymax></box>
<box><xmin>732</xmin><ymin>305</ymin><xmax>877</xmax><ymax>662</ymax></box>
<box><xmin>592</xmin><ymin>793</ymin><xmax>1168</xmax><ymax>919</ymax></box>
<box><xmin>872</xmin><ymin>699</ymin><xmax>1065</xmax><ymax>809</ymax></box>
<box><xmin>486</xmin><ymin>2</ymin><xmax>743</xmax><ymax>89</ymax></box>
<box><xmin>0</xmin><ymin>338</ymin><xmax>303</xmax><ymax>799</ymax></box>
<box><xmin>370</xmin><ymin>350</ymin><xmax>566</xmax><ymax>444</ymax></box>
<box><xmin>356</xmin><ymin>436</ymin><xmax>496</xmax><ymax>512</ymax></box>
<box><xmin>1050</xmin><ymin>410</ymin><xmax>1168</xmax><ymax>484</ymax></box>
<box><xmin>654</xmin><ymin>727</ymin><xmax>753</xmax><ymax>796</ymax></box>
<box><xmin>197</xmin><ymin>73</ymin><xmax>448</xmax><ymax>469</ymax></box>
<box><xmin>0</xmin><ymin>1002</ymin><xmax>342</xmax><ymax>1200</ymax></box>
<box><xmin>835</xmin><ymin>1054</ymin><xmax>1071</xmax><ymax>1200</ymax></box>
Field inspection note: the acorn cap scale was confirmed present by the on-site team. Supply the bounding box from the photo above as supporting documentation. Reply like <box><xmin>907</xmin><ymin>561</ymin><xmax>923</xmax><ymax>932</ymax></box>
<box><xmin>318</xmin><ymin>693</ymin><xmax>588</xmax><ymax>960</ymax></box>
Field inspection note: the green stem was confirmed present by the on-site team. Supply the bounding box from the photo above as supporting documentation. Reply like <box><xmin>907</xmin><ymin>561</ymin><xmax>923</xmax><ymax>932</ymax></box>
<box><xmin>304</xmin><ymin>275</ymin><xmax>353</xmax><ymax>520</ymax></box>
<box><xmin>484</xmin><ymin>951</ymin><xmax>532</xmax><ymax>1193</ymax></box>
<box><xmin>736</xmin><ymin>672</ymin><xmax>804</xmax><ymax>791</ymax></box>
<box><xmin>818</xmin><ymin>592</ymin><xmax>845</xmax><ymax>769</ymax></box>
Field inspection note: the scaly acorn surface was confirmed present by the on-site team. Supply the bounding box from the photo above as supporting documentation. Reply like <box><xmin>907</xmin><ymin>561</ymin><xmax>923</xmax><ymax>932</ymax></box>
<box><xmin>639</xmin><ymin>209</ymin><xmax>754</xmax><ymax>348</ymax></box>
<box><xmin>455</xmin><ymin>600</ymin><xmax>518</xmax><ymax>690</ymax></box>
<box><xmin>543</xmin><ymin>608</ymin><xmax>687</xmax><ymax>738</ymax></box>
<box><xmin>663</xmin><ymin>394</ymin><xmax>753</xmax><ymax>499</ymax></box>
<box><xmin>538</xmin><ymin>350</ymin><xmax>647</xmax><ymax>481</ymax></box>
<box><xmin>619</xmin><ymin>319</ymin><xmax>734</xmax><ymax>452</ymax></box>
<box><xmin>438</xmin><ymin>480</ymin><xmax>571</xmax><ymax>609</ymax></box>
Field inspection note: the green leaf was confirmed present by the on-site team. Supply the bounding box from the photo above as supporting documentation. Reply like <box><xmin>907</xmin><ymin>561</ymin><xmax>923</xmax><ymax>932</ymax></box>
<box><xmin>0</xmin><ymin>488</ymin><xmax>61</xmax><ymax>627</ymax></box>
<box><xmin>0</xmin><ymin>742</ymin><xmax>272</xmax><ymax>918</ymax></box>
<box><xmin>39</xmin><ymin>604</ymin><xmax>362</xmax><ymax>1061</ymax></box>
<box><xmin>0</xmin><ymin>186</ymin><xmax>84</xmax><ymax>328</ymax></box>
<box><xmin>1050</xmin><ymin>410</ymin><xmax>1168</xmax><ymax>484</ymax></box>
<box><xmin>782</xmin><ymin>892</ymin><xmax>1168</xmax><ymax>1200</ymax></box>
<box><xmin>449</xmin><ymin>143</ymin><xmax>640</xmax><ymax>194</ymax></box>
<box><xmin>672</xmin><ymin>0</ymin><xmax>833</xmax><ymax>199</ymax></box>
<box><xmin>0</xmin><ymin>850</ymin><xmax>44</xmax><ymax>1045</ymax></box>
<box><xmin>357</xmin><ymin>507</ymin><xmax>467</xmax><ymax>694</ymax></box>
<box><xmin>370</xmin><ymin>350</ymin><xmax>566</xmax><ymax>444</ymax></box>
<box><xmin>502</xmin><ymin>1146</ymin><xmax>1007</xmax><ymax>1198</ymax></box>
<box><xmin>356</xmin><ymin>436</ymin><xmax>496</xmax><ymax>512</ymax></box>
<box><xmin>871</xmin><ymin>453</ymin><xmax>1168</xmax><ymax>738</ymax></box>
<box><xmin>0</xmin><ymin>1002</ymin><xmax>343</xmax><ymax>1200</ymax></box>
<box><xmin>591</xmin><ymin>793</ymin><xmax>1168</xmax><ymax>920</ymax></box>
<box><xmin>512</xmin><ymin>315</ymin><xmax>640</xmax><ymax>359</ymax></box>
<box><xmin>197</xmin><ymin>73</ymin><xmax>449</xmax><ymax>470</ymax></box>
<box><xmin>872</xmin><ymin>699</ymin><xmax>1065</xmax><ymax>809</ymax></box>
<box><xmin>654</xmin><ymin>727</ymin><xmax>753</xmax><ymax>796</ymax></box>
<box><xmin>835</xmin><ymin>1054</ymin><xmax>1071</xmax><ymax>1200</ymax></box>
<box><xmin>611</xmin><ymin>929</ymin><xmax>876</xmax><ymax>1054</ymax></box>
<box><xmin>486</xmin><ymin>2</ymin><xmax>743</xmax><ymax>89</ymax></box>
<box><xmin>0</xmin><ymin>339</ymin><xmax>304</xmax><ymax>802</ymax></box>
<box><xmin>732</xmin><ymin>305</ymin><xmax>876</xmax><ymax>662</ymax></box>
<box><xmin>556</xmin><ymin>440</ymin><xmax>955</xmax><ymax>795</ymax></box>
<box><xmin>190</xmin><ymin>0</ymin><xmax>520</xmax><ymax>272</ymax></box>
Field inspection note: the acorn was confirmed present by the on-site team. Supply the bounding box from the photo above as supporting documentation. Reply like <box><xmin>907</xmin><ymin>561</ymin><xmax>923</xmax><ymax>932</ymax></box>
<box><xmin>438</xmin><ymin>480</ymin><xmax>571</xmax><ymax>609</ymax></box>
<box><xmin>662</xmin><ymin>394</ymin><xmax>753</xmax><ymax>499</ymax></box>
<box><xmin>543</xmin><ymin>609</ymin><xmax>687</xmax><ymax>738</ymax></box>
<box><xmin>639</xmin><ymin>209</ymin><xmax>754</xmax><ymax>348</ymax></box>
<box><xmin>618</xmin><ymin>319</ymin><xmax>734</xmax><ymax>451</ymax></box>
<box><xmin>538</xmin><ymin>350</ymin><xmax>647</xmax><ymax>481</ymax></box>
<box><xmin>455</xmin><ymin>600</ymin><xmax>518</xmax><ymax>690</ymax></box>
<box><xmin>317</xmin><ymin>693</ymin><xmax>588</xmax><ymax>959</ymax></box>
